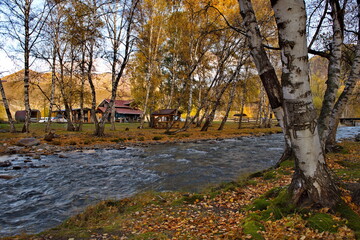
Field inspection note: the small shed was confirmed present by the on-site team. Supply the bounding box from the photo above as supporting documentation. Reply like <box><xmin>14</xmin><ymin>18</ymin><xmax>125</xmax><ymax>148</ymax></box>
<box><xmin>151</xmin><ymin>109</ymin><xmax>182</xmax><ymax>129</ymax></box>
<box><xmin>15</xmin><ymin>109</ymin><xmax>41</xmax><ymax>122</ymax></box>
<box><xmin>233</xmin><ymin>113</ymin><xmax>248</xmax><ymax>122</ymax></box>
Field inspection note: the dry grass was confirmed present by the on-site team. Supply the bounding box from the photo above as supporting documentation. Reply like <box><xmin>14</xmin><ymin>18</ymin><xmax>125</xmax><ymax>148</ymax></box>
<box><xmin>0</xmin><ymin>121</ymin><xmax>282</xmax><ymax>149</ymax></box>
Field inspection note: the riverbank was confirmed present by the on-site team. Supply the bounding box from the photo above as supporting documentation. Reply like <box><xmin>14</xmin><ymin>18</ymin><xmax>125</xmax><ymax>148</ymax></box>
<box><xmin>0</xmin><ymin>122</ymin><xmax>282</xmax><ymax>156</ymax></box>
<box><xmin>3</xmin><ymin>140</ymin><xmax>360</xmax><ymax>240</ymax></box>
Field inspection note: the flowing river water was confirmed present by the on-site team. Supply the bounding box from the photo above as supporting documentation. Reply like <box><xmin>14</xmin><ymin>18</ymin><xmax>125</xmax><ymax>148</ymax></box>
<box><xmin>0</xmin><ymin>126</ymin><xmax>359</xmax><ymax>236</ymax></box>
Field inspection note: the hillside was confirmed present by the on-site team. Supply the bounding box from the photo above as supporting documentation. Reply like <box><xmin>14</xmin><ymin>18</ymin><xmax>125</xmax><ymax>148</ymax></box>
<box><xmin>0</xmin><ymin>70</ymin><xmax>131</xmax><ymax>120</ymax></box>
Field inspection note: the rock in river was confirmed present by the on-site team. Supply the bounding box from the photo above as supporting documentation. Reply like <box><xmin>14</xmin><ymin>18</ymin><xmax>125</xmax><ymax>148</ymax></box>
<box><xmin>0</xmin><ymin>160</ymin><xmax>12</xmax><ymax>167</ymax></box>
<box><xmin>0</xmin><ymin>175</ymin><xmax>14</xmax><ymax>180</ymax></box>
<box><xmin>16</xmin><ymin>138</ymin><xmax>41</xmax><ymax>147</ymax></box>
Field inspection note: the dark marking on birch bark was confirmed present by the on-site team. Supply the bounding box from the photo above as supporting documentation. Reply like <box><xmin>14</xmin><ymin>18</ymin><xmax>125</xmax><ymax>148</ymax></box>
<box><xmin>285</xmin><ymin>100</ymin><xmax>318</xmax><ymax>138</ymax></box>
<box><xmin>270</xmin><ymin>0</ymin><xmax>279</xmax><ymax>7</ymax></box>
<box><xmin>299</xmin><ymin>91</ymin><xmax>311</xmax><ymax>99</ymax></box>
<box><xmin>281</xmin><ymin>72</ymin><xmax>291</xmax><ymax>87</ymax></box>
<box><xmin>298</xmin><ymin>29</ymin><xmax>306</xmax><ymax>36</ymax></box>
<box><xmin>277</xmin><ymin>22</ymin><xmax>286</xmax><ymax>30</ymax></box>
<box><xmin>298</xmin><ymin>56</ymin><xmax>307</xmax><ymax>61</ymax></box>
<box><xmin>283</xmin><ymin>40</ymin><xmax>295</xmax><ymax>49</ymax></box>
<box><xmin>259</xmin><ymin>69</ymin><xmax>282</xmax><ymax>109</ymax></box>
<box><xmin>294</xmin><ymin>82</ymin><xmax>303</xmax><ymax>89</ymax></box>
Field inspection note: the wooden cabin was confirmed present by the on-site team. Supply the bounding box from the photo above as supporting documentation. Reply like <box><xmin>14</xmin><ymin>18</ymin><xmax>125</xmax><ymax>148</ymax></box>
<box><xmin>15</xmin><ymin>109</ymin><xmax>41</xmax><ymax>122</ymax></box>
<box><xmin>151</xmin><ymin>109</ymin><xmax>182</xmax><ymax>129</ymax></box>
<box><xmin>97</xmin><ymin>99</ymin><xmax>143</xmax><ymax>123</ymax></box>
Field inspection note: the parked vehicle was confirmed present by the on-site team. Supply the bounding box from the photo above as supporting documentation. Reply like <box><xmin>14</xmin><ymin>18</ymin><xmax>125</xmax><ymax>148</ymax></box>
<box><xmin>39</xmin><ymin>117</ymin><xmax>49</xmax><ymax>123</ymax></box>
<box><xmin>52</xmin><ymin>117</ymin><xmax>67</xmax><ymax>123</ymax></box>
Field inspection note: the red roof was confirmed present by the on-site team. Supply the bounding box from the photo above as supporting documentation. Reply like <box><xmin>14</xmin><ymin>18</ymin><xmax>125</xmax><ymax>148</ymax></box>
<box><xmin>97</xmin><ymin>107</ymin><xmax>143</xmax><ymax>115</ymax></box>
<box><xmin>103</xmin><ymin>99</ymin><xmax>132</xmax><ymax>108</ymax></box>
<box><xmin>115</xmin><ymin>108</ymin><xmax>143</xmax><ymax>115</ymax></box>
<box><xmin>151</xmin><ymin>109</ymin><xmax>181</xmax><ymax>115</ymax></box>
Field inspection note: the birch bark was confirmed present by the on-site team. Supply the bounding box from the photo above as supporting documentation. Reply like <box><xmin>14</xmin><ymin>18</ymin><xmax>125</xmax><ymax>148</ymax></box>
<box><xmin>317</xmin><ymin>0</ymin><xmax>343</xmax><ymax>145</ymax></box>
<box><xmin>325</xmin><ymin>2</ymin><xmax>360</xmax><ymax>149</ymax></box>
<box><xmin>0</xmin><ymin>80</ymin><xmax>16</xmax><ymax>133</ymax></box>
<box><xmin>326</xmin><ymin>41</ymin><xmax>360</xmax><ymax>148</ymax></box>
<box><xmin>272</xmin><ymin>0</ymin><xmax>339</xmax><ymax>207</ymax></box>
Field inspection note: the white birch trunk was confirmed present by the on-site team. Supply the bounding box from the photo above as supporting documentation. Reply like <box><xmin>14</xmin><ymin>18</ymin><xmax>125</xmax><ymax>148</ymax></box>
<box><xmin>272</xmin><ymin>0</ymin><xmax>339</xmax><ymax>207</ymax></box>
<box><xmin>0</xmin><ymin>80</ymin><xmax>16</xmax><ymax>133</ymax></box>
<box><xmin>326</xmin><ymin>4</ymin><xmax>360</xmax><ymax>149</ymax></box>
<box><xmin>22</xmin><ymin>0</ymin><xmax>31</xmax><ymax>133</ymax></box>
<box><xmin>326</xmin><ymin>41</ymin><xmax>360</xmax><ymax>147</ymax></box>
<box><xmin>317</xmin><ymin>0</ymin><xmax>343</xmax><ymax>145</ymax></box>
<box><xmin>238</xmin><ymin>0</ymin><xmax>287</xmax><ymax>140</ymax></box>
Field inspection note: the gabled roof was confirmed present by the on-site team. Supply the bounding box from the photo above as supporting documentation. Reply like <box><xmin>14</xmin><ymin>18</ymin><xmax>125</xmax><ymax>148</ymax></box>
<box><xmin>103</xmin><ymin>99</ymin><xmax>133</xmax><ymax>108</ymax></box>
<box><xmin>97</xmin><ymin>107</ymin><xmax>143</xmax><ymax>115</ymax></box>
<box><xmin>151</xmin><ymin>109</ymin><xmax>181</xmax><ymax>116</ymax></box>
<box><xmin>115</xmin><ymin>108</ymin><xmax>143</xmax><ymax>115</ymax></box>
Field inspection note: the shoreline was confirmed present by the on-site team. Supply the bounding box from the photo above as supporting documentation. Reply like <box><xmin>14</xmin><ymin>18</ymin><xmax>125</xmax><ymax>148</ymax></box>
<box><xmin>0</xmin><ymin>130</ymin><xmax>282</xmax><ymax>156</ymax></box>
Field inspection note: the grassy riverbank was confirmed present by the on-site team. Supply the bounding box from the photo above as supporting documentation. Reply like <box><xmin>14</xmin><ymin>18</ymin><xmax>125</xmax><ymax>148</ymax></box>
<box><xmin>0</xmin><ymin>122</ymin><xmax>281</xmax><ymax>152</ymax></box>
<box><xmin>2</xmin><ymin>139</ymin><xmax>360</xmax><ymax>239</ymax></box>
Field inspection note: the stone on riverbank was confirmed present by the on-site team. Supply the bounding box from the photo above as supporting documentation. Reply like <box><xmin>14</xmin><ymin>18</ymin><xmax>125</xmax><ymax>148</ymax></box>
<box><xmin>355</xmin><ymin>134</ymin><xmax>360</xmax><ymax>142</ymax></box>
<box><xmin>16</xmin><ymin>138</ymin><xmax>40</xmax><ymax>147</ymax></box>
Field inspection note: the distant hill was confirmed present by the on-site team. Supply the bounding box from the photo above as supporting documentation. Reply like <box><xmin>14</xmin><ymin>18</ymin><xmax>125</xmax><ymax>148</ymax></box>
<box><xmin>0</xmin><ymin>70</ymin><xmax>131</xmax><ymax>120</ymax></box>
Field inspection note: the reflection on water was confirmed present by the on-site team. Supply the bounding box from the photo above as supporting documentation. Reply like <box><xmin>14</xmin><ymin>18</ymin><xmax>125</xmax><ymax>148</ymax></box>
<box><xmin>0</xmin><ymin>126</ymin><xmax>359</xmax><ymax>236</ymax></box>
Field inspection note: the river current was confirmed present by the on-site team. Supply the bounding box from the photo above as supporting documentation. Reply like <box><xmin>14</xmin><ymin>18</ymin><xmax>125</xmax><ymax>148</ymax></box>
<box><xmin>0</xmin><ymin>126</ymin><xmax>359</xmax><ymax>236</ymax></box>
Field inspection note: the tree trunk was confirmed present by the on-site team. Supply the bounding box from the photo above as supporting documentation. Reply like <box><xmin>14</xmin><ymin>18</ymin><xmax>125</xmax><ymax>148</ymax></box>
<box><xmin>87</xmin><ymin>41</ymin><xmax>102</xmax><ymax>136</ymax></box>
<box><xmin>45</xmin><ymin>44</ymin><xmax>57</xmax><ymax>133</ymax></box>
<box><xmin>238</xmin><ymin>66</ymin><xmax>249</xmax><ymax>129</ymax></box>
<box><xmin>317</xmin><ymin>0</ymin><xmax>343</xmax><ymax>145</ymax></box>
<box><xmin>258</xmin><ymin>87</ymin><xmax>266</xmax><ymax>127</ymax></box>
<box><xmin>110</xmin><ymin>104</ymin><xmax>116</xmax><ymax>131</ymax></box>
<box><xmin>272</xmin><ymin>0</ymin><xmax>339</xmax><ymax>207</ymax></box>
<box><xmin>326</xmin><ymin>12</ymin><xmax>360</xmax><ymax>149</ymax></box>
<box><xmin>185</xmin><ymin>77</ymin><xmax>194</xmax><ymax>125</ymax></box>
<box><xmin>0</xmin><ymin>80</ymin><xmax>16</xmax><ymax>133</ymax></box>
<box><xmin>218</xmin><ymin>80</ymin><xmax>237</xmax><ymax>131</ymax></box>
<box><xmin>238</xmin><ymin>0</ymin><xmax>284</xmax><ymax>129</ymax></box>
<box><xmin>140</xmin><ymin>77</ymin><xmax>151</xmax><ymax>129</ymax></box>
<box><xmin>22</xmin><ymin>0</ymin><xmax>31</xmax><ymax>133</ymax></box>
<box><xmin>79</xmin><ymin>49</ymin><xmax>86</xmax><ymax>132</ymax></box>
<box><xmin>238</xmin><ymin>0</ymin><xmax>294</xmax><ymax>170</ymax></box>
<box><xmin>196</xmin><ymin>106</ymin><xmax>208</xmax><ymax>128</ymax></box>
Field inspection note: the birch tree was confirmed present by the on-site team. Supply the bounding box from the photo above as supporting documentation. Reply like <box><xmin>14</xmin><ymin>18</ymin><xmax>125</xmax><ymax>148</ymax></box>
<box><xmin>134</xmin><ymin>0</ymin><xmax>167</xmax><ymax>129</ymax></box>
<box><xmin>238</xmin><ymin>0</ymin><xmax>341</xmax><ymax>207</ymax></box>
<box><xmin>306</xmin><ymin>0</ymin><xmax>360</xmax><ymax>150</ymax></box>
<box><xmin>94</xmin><ymin>0</ymin><xmax>139</xmax><ymax>136</ymax></box>
<box><xmin>0</xmin><ymin>0</ymin><xmax>50</xmax><ymax>133</ymax></box>
<box><xmin>0</xmin><ymin>78</ymin><xmax>16</xmax><ymax>132</ymax></box>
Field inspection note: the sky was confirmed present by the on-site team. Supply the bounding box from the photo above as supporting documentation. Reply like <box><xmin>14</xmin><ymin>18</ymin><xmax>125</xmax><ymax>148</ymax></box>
<box><xmin>0</xmin><ymin>50</ymin><xmax>20</xmax><ymax>77</ymax></box>
<box><xmin>0</xmin><ymin>49</ymin><xmax>111</xmax><ymax>78</ymax></box>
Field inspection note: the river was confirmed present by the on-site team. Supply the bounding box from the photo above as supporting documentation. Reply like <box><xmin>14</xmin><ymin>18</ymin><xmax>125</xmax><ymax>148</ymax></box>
<box><xmin>0</xmin><ymin>126</ymin><xmax>359</xmax><ymax>236</ymax></box>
